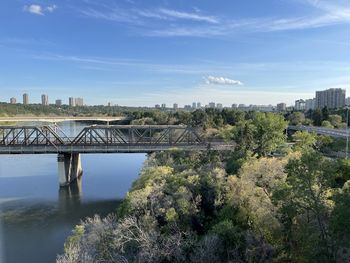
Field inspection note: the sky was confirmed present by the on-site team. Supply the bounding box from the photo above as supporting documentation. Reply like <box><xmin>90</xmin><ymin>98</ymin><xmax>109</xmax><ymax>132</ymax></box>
<box><xmin>1</xmin><ymin>0</ymin><xmax>350</xmax><ymax>107</ymax></box>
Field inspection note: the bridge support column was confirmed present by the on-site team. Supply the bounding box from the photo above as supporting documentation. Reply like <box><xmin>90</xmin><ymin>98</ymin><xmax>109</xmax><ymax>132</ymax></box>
<box><xmin>57</xmin><ymin>153</ymin><xmax>83</xmax><ymax>187</ymax></box>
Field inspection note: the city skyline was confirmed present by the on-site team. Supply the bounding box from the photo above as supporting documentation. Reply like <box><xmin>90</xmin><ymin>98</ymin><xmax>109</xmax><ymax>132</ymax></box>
<box><xmin>2</xmin><ymin>88</ymin><xmax>349</xmax><ymax>109</ymax></box>
<box><xmin>1</xmin><ymin>0</ymin><xmax>350</xmax><ymax>105</ymax></box>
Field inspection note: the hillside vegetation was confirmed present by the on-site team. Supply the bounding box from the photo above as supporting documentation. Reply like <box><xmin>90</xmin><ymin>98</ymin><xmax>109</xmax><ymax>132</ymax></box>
<box><xmin>57</xmin><ymin>112</ymin><xmax>350</xmax><ymax>263</ymax></box>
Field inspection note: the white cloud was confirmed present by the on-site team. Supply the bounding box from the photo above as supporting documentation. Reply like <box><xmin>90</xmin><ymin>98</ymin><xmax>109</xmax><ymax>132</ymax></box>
<box><xmin>206</xmin><ymin>76</ymin><xmax>243</xmax><ymax>86</ymax></box>
<box><xmin>46</xmin><ymin>5</ymin><xmax>57</xmax><ymax>13</ymax></box>
<box><xmin>24</xmin><ymin>4</ymin><xmax>57</xmax><ymax>15</ymax></box>
<box><xmin>24</xmin><ymin>4</ymin><xmax>44</xmax><ymax>15</ymax></box>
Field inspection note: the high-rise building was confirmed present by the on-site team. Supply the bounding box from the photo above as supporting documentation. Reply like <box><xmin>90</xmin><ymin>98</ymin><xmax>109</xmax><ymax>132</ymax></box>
<box><xmin>305</xmin><ymin>98</ymin><xmax>316</xmax><ymax>111</ymax></box>
<box><xmin>216</xmin><ymin>103</ymin><xmax>223</xmax><ymax>109</ymax></box>
<box><xmin>23</xmin><ymin>93</ymin><xmax>29</xmax><ymax>105</ymax></box>
<box><xmin>209</xmin><ymin>102</ymin><xmax>216</xmax><ymax>108</ymax></box>
<box><xmin>197</xmin><ymin>102</ymin><xmax>201</xmax><ymax>108</ymax></box>
<box><xmin>155</xmin><ymin>104</ymin><xmax>160</xmax><ymax>109</ymax></box>
<box><xmin>232</xmin><ymin>104</ymin><xmax>238</xmax><ymax>108</ymax></box>
<box><xmin>315</xmin><ymin>88</ymin><xmax>346</xmax><ymax>109</ymax></box>
<box><xmin>161</xmin><ymin>103</ymin><xmax>166</xmax><ymax>109</ymax></box>
<box><xmin>75</xmin><ymin>97</ymin><xmax>84</xmax><ymax>106</ymax></box>
<box><xmin>69</xmin><ymin>97</ymin><xmax>75</xmax><ymax>107</ymax></box>
<box><xmin>276</xmin><ymin>103</ymin><xmax>286</xmax><ymax>112</ymax></box>
<box><xmin>55</xmin><ymin>99</ymin><xmax>62</xmax><ymax>106</ymax></box>
<box><xmin>10</xmin><ymin>97</ymin><xmax>16</xmax><ymax>104</ymax></box>
<box><xmin>173</xmin><ymin>103</ymin><xmax>178</xmax><ymax>110</ymax></box>
<box><xmin>41</xmin><ymin>94</ymin><xmax>48</xmax><ymax>106</ymax></box>
<box><xmin>294</xmin><ymin>99</ymin><xmax>306</xmax><ymax>111</ymax></box>
<box><xmin>184</xmin><ymin>105</ymin><xmax>192</xmax><ymax>110</ymax></box>
<box><xmin>192</xmin><ymin>102</ymin><xmax>196</xmax><ymax>109</ymax></box>
<box><xmin>346</xmin><ymin>97</ymin><xmax>350</xmax><ymax>105</ymax></box>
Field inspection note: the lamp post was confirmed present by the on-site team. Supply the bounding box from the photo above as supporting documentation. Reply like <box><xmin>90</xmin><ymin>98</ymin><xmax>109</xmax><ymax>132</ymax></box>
<box><xmin>346</xmin><ymin>107</ymin><xmax>349</xmax><ymax>159</ymax></box>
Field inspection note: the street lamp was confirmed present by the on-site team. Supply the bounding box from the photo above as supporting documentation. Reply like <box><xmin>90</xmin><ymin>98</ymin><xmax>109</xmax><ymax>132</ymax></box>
<box><xmin>346</xmin><ymin>107</ymin><xmax>349</xmax><ymax>159</ymax></box>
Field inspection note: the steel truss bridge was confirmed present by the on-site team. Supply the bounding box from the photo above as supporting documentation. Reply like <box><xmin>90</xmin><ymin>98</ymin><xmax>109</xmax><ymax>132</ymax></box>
<box><xmin>0</xmin><ymin>125</ymin><xmax>232</xmax><ymax>154</ymax></box>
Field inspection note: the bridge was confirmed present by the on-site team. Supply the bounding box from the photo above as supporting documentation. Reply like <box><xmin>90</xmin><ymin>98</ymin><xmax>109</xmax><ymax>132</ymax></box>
<box><xmin>0</xmin><ymin>125</ymin><xmax>233</xmax><ymax>186</ymax></box>
<box><xmin>288</xmin><ymin>125</ymin><xmax>349</xmax><ymax>138</ymax></box>
<box><xmin>0</xmin><ymin>116</ymin><xmax>128</xmax><ymax>123</ymax></box>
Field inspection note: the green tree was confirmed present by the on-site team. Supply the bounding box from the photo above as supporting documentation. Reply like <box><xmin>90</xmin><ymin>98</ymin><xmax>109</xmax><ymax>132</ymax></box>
<box><xmin>328</xmin><ymin>114</ymin><xmax>343</xmax><ymax>128</ymax></box>
<box><xmin>273</xmin><ymin>152</ymin><xmax>335</xmax><ymax>262</ymax></box>
<box><xmin>321</xmin><ymin>120</ymin><xmax>333</xmax><ymax>128</ymax></box>
<box><xmin>292</xmin><ymin>131</ymin><xmax>317</xmax><ymax>152</ymax></box>
<box><xmin>288</xmin><ymin>112</ymin><xmax>305</xmax><ymax>125</ymax></box>
<box><xmin>312</xmin><ymin>109</ymin><xmax>323</xmax><ymax>126</ymax></box>
<box><xmin>232</xmin><ymin>120</ymin><xmax>257</xmax><ymax>154</ymax></box>
<box><xmin>330</xmin><ymin>187</ymin><xmax>350</xmax><ymax>248</ymax></box>
<box><xmin>191</xmin><ymin>110</ymin><xmax>208</xmax><ymax>127</ymax></box>
<box><xmin>322</xmin><ymin>106</ymin><xmax>330</xmax><ymax>121</ymax></box>
<box><xmin>253</xmin><ymin>112</ymin><xmax>288</xmax><ymax>157</ymax></box>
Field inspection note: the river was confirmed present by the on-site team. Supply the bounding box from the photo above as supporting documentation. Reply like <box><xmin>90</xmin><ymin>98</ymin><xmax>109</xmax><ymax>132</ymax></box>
<box><xmin>0</xmin><ymin>122</ymin><xmax>146</xmax><ymax>263</ymax></box>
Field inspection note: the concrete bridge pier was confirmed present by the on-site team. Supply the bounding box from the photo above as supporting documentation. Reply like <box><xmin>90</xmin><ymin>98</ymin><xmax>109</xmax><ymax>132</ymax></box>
<box><xmin>57</xmin><ymin>153</ymin><xmax>83</xmax><ymax>187</ymax></box>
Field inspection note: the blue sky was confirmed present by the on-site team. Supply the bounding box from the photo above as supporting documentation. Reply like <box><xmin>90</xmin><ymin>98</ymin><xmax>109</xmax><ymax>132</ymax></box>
<box><xmin>1</xmin><ymin>0</ymin><xmax>350</xmax><ymax>106</ymax></box>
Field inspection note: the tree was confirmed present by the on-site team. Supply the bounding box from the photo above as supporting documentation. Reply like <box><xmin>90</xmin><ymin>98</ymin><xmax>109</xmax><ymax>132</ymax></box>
<box><xmin>232</xmin><ymin>120</ymin><xmax>257</xmax><ymax>154</ymax></box>
<box><xmin>292</xmin><ymin>131</ymin><xmax>317</xmax><ymax>152</ymax></box>
<box><xmin>328</xmin><ymin>114</ymin><xmax>343</xmax><ymax>128</ymax></box>
<box><xmin>273</xmin><ymin>152</ymin><xmax>335</xmax><ymax>262</ymax></box>
<box><xmin>288</xmin><ymin>112</ymin><xmax>305</xmax><ymax>125</ymax></box>
<box><xmin>322</xmin><ymin>106</ymin><xmax>330</xmax><ymax>121</ymax></box>
<box><xmin>253</xmin><ymin>112</ymin><xmax>288</xmax><ymax>157</ymax></box>
<box><xmin>321</xmin><ymin>120</ymin><xmax>333</xmax><ymax>128</ymax></box>
<box><xmin>226</xmin><ymin>157</ymin><xmax>289</xmax><ymax>247</ymax></box>
<box><xmin>312</xmin><ymin>109</ymin><xmax>323</xmax><ymax>126</ymax></box>
<box><xmin>191</xmin><ymin>110</ymin><xmax>208</xmax><ymax>127</ymax></box>
<box><xmin>330</xmin><ymin>187</ymin><xmax>350</xmax><ymax>248</ymax></box>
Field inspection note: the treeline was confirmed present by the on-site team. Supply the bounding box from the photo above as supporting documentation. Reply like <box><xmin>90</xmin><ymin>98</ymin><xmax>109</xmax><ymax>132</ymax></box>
<box><xmin>2</xmin><ymin>102</ymin><xmax>349</xmax><ymax>129</ymax></box>
<box><xmin>287</xmin><ymin>106</ymin><xmax>349</xmax><ymax>128</ymax></box>
<box><xmin>0</xmin><ymin>103</ymin><xmax>139</xmax><ymax>117</ymax></box>
<box><xmin>57</xmin><ymin>113</ymin><xmax>350</xmax><ymax>262</ymax></box>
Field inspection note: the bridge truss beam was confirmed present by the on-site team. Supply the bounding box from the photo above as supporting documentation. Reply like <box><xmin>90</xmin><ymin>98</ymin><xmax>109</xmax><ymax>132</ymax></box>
<box><xmin>0</xmin><ymin>125</ymin><xmax>204</xmax><ymax>153</ymax></box>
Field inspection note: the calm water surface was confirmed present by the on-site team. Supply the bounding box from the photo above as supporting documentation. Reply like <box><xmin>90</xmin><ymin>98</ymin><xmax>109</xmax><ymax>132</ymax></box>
<box><xmin>0</xmin><ymin>122</ymin><xmax>146</xmax><ymax>263</ymax></box>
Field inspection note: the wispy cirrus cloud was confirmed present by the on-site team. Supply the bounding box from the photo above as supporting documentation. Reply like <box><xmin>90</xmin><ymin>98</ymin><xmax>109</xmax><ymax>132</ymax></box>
<box><xmin>157</xmin><ymin>8</ymin><xmax>219</xmax><ymax>24</ymax></box>
<box><xmin>80</xmin><ymin>7</ymin><xmax>142</xmax><ymax>24</ymax></box>
<box><xmin>79</xmin><ymin>6</ymin><xmax>219</xmax><ymax>25</ymax></box>
<box><xmin>31</xmin><ymin>52</ymin><xmax>350</xmax><ymax>76</ymax></box>
<box><xmin>23</xmin><ymin>4</ymin><xmax>57</xmax><ymax>15</ymax></box>
<box><xmin>78</xmin><ymin>0</ymin><xmax>350</xmax><ymax>37</ymax></box>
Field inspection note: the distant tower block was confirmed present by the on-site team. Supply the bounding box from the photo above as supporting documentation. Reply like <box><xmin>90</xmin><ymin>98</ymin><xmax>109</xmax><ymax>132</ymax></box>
<box><xmin>23</xmin><ymin>93</ymin><xmax>29</xmax><ymax>105</ymax></box>
<box><xmin>41</xmin><ymin>94</ymin><xmax>49</xmax><ymax>106</ymax></box>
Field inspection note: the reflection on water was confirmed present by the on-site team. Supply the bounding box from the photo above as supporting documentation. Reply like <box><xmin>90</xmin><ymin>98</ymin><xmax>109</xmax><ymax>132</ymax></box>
<box><xmin>58</xmin><ymin>177</ymin><xmax>82</xmax><ymax>212</ymax></box>
<box><xmin>1</xmin><ymin>180</ymin><xmax>123</xmax><ymax>263</ymax></box>
<box><xmin>0</xmin><ymin>122</ymin><xmax>146</xmax><ymax>263</ymax></box>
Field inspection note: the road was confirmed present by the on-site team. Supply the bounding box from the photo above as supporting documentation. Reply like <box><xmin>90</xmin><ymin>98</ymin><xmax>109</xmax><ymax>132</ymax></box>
<box><xmin>288</xmin><ymin>125</ymin><xmax>349</xmax><ymax>138</ymax></box>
